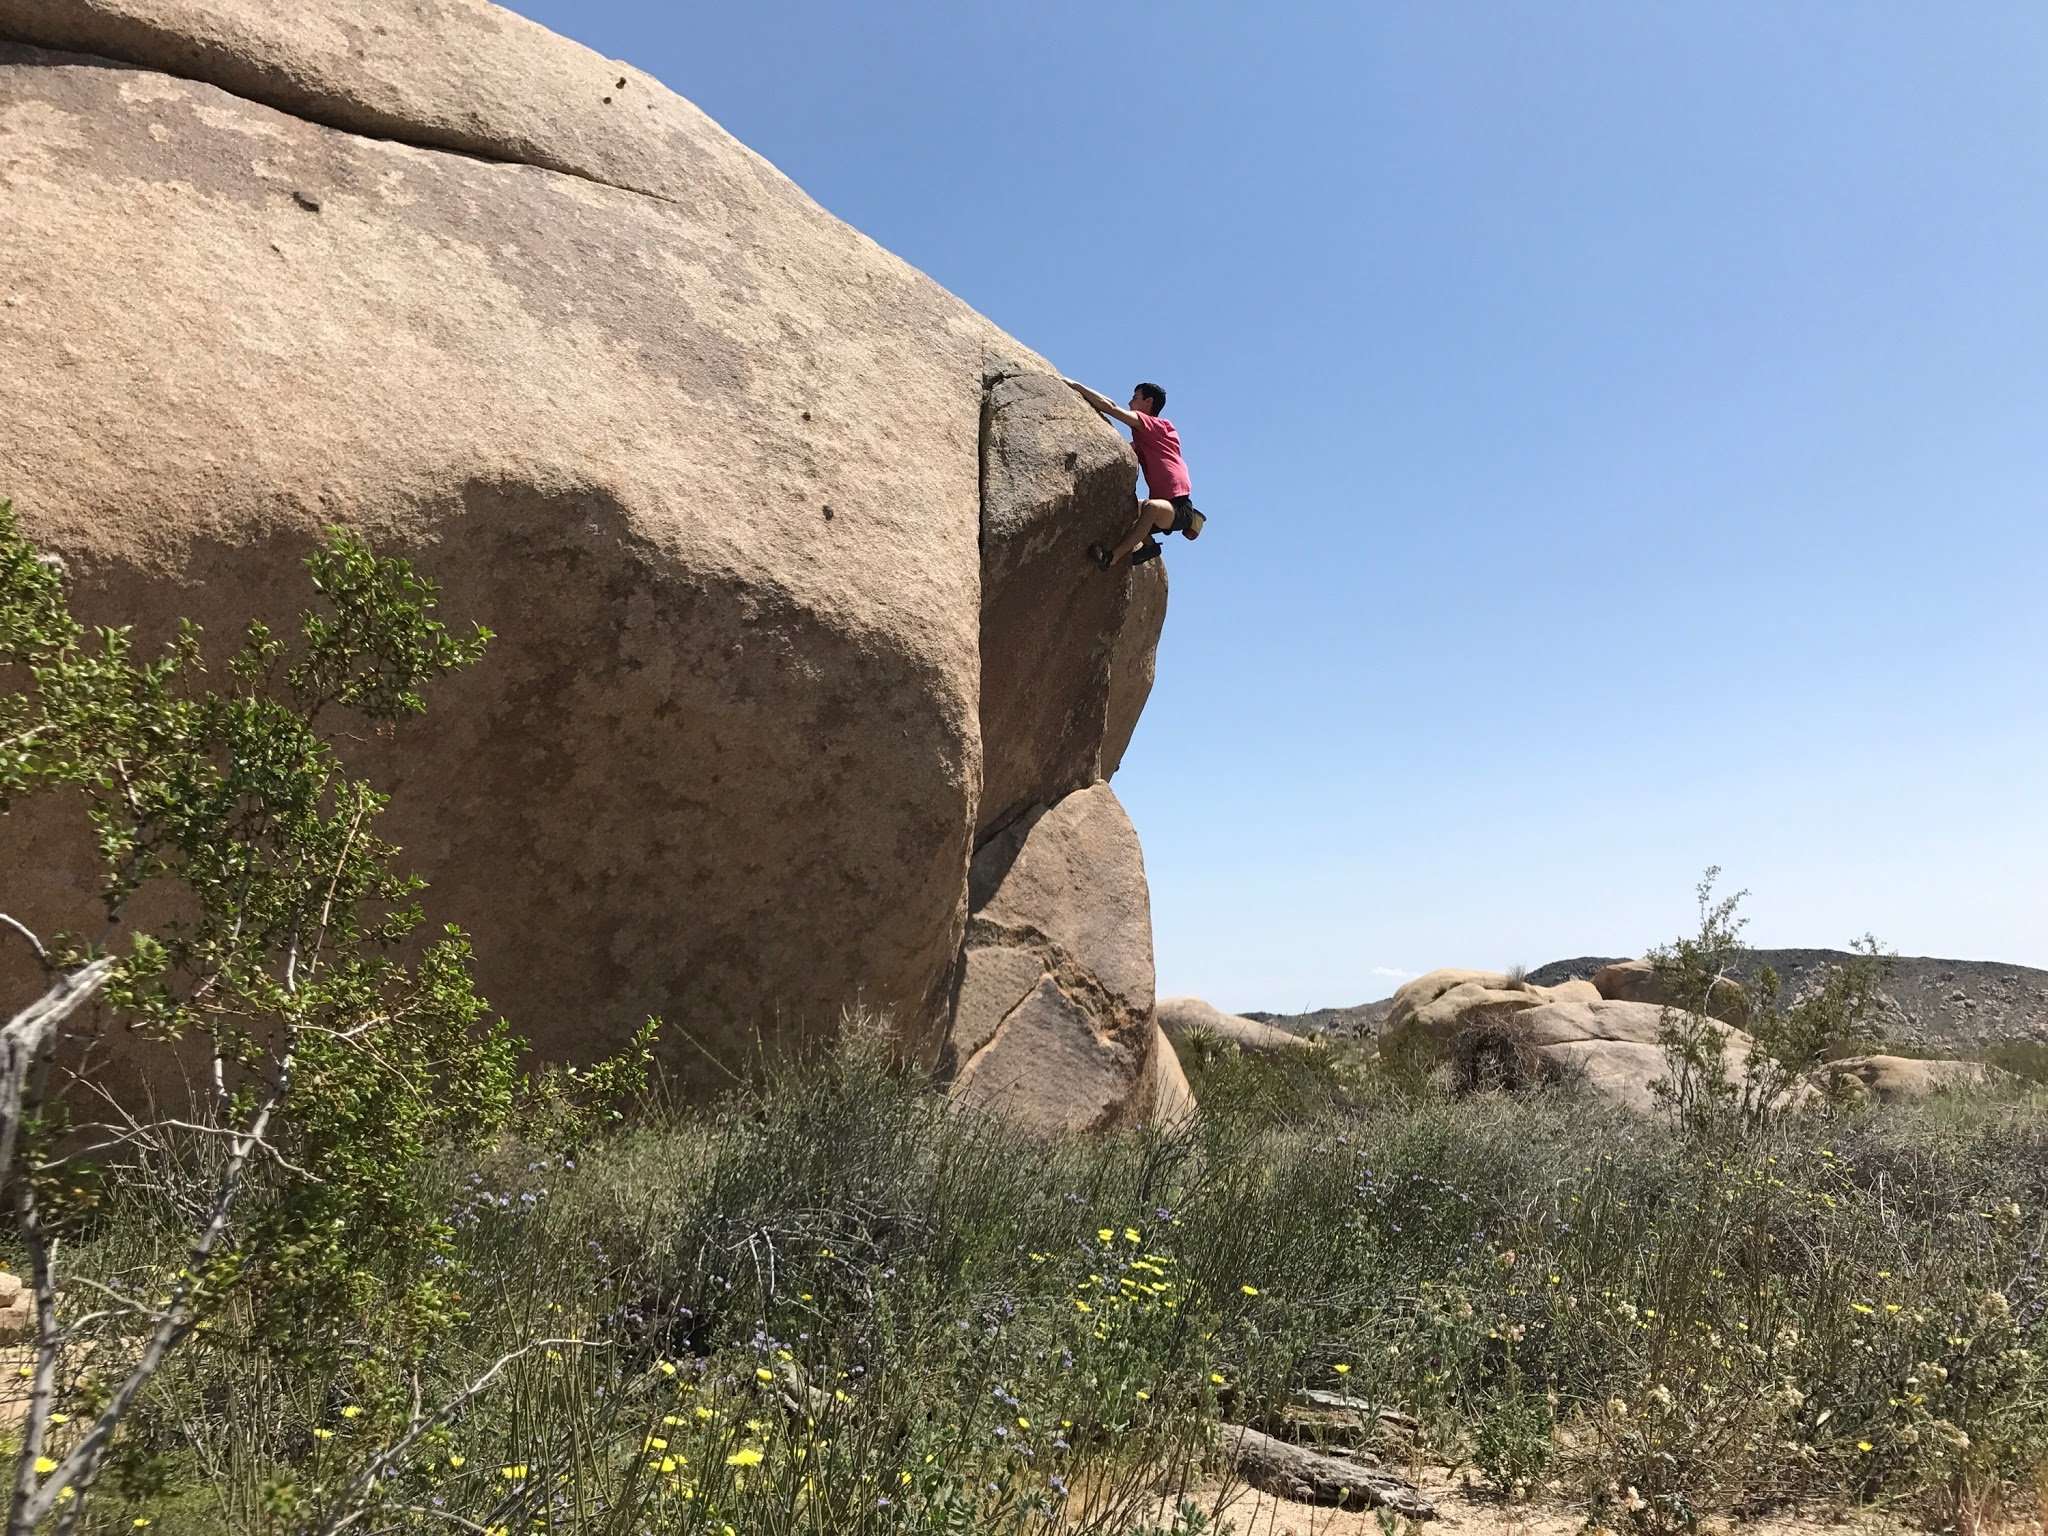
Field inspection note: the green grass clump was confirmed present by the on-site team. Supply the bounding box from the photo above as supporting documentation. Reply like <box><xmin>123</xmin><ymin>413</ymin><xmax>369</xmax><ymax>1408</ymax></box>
<box><xmin>20</xmin><ymin>1037</ymin><xmax>2048</xmax><ymax>1535</ymax></box>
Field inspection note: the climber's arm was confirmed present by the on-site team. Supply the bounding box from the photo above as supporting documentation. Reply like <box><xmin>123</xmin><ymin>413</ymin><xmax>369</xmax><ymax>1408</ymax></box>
<box><xmin>1064</xmin><ymin>378</ymin><xmax>1140</xmax><ymax>429</ymax></box>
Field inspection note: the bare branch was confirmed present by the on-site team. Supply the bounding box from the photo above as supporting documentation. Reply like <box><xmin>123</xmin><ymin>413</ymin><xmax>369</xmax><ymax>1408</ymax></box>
<box><xmin>13</xmin><ymin>1052</ymin><xmax>295</xmax><ymax>1530</ymax></box>
<box><xmin>309</xmin><ymin>1338</ymin><xmax>603</xmax><ymax>1536</ymax></box>
<box><xmin>0</xmin><ymin>915</ymin><xmax>48</xmax><ymax>970</ymax></box>
<box><xmin>0</xmin><ymin>959</ymin><xmax>117</xmax><ymax>1189</ymax></box>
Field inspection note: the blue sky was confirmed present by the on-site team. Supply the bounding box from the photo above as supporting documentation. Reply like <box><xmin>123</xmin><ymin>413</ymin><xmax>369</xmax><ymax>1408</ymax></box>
<box><xmin>520</xmin><ymin>0</ymin><xmax>2048</xmax><ymax>1012</ymax></box>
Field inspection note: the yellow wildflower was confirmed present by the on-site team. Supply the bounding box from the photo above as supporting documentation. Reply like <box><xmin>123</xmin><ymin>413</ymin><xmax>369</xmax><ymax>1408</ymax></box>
<box><xmin>726</xmin><ymin>1447</ymin><xmax>765</xmax><ymax>1468</ymax></box>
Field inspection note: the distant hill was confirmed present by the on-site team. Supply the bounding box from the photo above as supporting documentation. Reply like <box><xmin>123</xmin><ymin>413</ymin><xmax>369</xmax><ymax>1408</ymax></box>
<box><xmin>1251</xmin><ymin>951</ymin><xmax>2048</xmax><ymax>1052</ymax></box>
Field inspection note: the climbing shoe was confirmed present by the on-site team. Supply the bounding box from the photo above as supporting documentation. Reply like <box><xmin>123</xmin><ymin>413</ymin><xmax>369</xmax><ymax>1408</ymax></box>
<box><xmin>1128</xmin><ymin>536</ymin><xmax>1164</xmax><ymax>565</ymax></box>
<box><xmin>1087</xmin><ymin>543</ymin><xmax>1114</xmax><ymax>570</ymax></box>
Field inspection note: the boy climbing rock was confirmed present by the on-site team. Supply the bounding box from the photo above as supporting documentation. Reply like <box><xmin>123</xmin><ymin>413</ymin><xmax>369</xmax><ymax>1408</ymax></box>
<box><xmin>1063</xmin><ymin>379</ymin><xmax>1205</xmax><ymax>569</ymax></box>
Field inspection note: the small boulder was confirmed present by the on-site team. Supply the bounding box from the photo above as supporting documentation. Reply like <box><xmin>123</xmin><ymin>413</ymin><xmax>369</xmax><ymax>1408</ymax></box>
<box><xmin>0</xmin><ymin>1274</ymin><xmax>30</xmax><ymax>1342</ymax></box>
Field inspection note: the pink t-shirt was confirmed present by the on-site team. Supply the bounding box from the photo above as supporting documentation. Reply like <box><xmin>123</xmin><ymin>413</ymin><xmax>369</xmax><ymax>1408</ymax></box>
<box><xmin>1129</xmin><ymin>412</ymin><xmax>1193</xmax><ymax>500</ymax></box>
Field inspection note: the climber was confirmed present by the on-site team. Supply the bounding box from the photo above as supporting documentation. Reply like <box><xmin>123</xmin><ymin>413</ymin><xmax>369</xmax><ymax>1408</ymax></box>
<box><xmin>1063</xmin><ymin>378</ymin><xmax>1205</xmax><ymax>569</ymax></box>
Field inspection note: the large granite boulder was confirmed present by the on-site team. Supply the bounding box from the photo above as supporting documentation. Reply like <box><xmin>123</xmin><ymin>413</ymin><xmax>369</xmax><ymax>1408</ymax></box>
<box><xmin>0</xmin><ymin>0</ymin><xmax>1160</xmax><ymax>1077</ymax></box>
<box><xmin>1592</xmin><ymin>957</ymin><xmax>1750</xmax><ymax>1026</ymax></box>
<box><xmin>1158</xmin><ymin>996</ymin><xmax>1313</xmax><ymax>1055</ymax></box>
<box><xmin>944</xmin><ymin>784</ymin><xmax>1172</xmax><ymax>1133</ymax></box>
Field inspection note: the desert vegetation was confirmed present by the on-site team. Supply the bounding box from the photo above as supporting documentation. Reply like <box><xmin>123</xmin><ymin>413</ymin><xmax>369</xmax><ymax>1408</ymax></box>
<box><xmin>4</xmin><ymin>514</ymin><xmax>2044</xmax><ymax>1535</ymax></box>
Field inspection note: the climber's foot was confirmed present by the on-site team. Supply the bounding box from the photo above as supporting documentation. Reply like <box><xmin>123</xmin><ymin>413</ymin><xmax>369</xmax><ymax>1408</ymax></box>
<box><xmin>1088</xmin><ymin>543</ymin><xmax>1115</xmax><ymax>570</ymax></box>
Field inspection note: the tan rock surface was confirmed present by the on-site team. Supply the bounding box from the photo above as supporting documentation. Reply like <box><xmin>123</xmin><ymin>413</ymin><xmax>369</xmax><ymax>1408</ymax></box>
<box><xmin>0</xmin><ymin>1279</ymin><xmax>30</xmax><ymax>1343</ymax></box>
<box><xmin>1384</xmin><ymin>971</ymin><xmax>1596</xmax><ymax>1048</ymax></box>
<box><xmin>946</xmin><ymin>785</ymin><xmax>1165</xmax><ymax>1133</ymax></box>
<box><xmin>0</xmin><ymin>0</ymin><xmax>763</xmax><ymax>204</ymax></box>
<box><xmin>1144</xmin><ymin>1022</ymin><xmax>1197</xmax><ymax>1126</ymax></box>
<box><xmin>1158</xmin><ymin>996</ymin><xmax>1313</xmax><ymax>1054</ymax></box>
<box><xmin>977</xmin><ymin>373</ymin><xmax>1146</xmax><ymax>841</ymax></box>
<box><xmin>1102</xmin><ymin>560</ymin><xmax>1166</xmax><ymax>779</ymax></box>
<box><xmin>1382</xmin><ymin>970</ymin><xmax>1508</xmax><ymax>1036</ymax></box>
<box><xmin>0</xmin><ymin>7</ymin><xmax>1165</xmax><ymax>1076</ymax></box>
<box><xmin>1451</xmin><ymin>998</ymin><xmax>1812</xmax><ymax>1115</ymax></box>
<box><xmin>1592</xmin><ymin>957</ymin><xmax>1749</xmax><ymax>1025</ymax></box>
<box><xmin>1814</xmin><ymin>1054</ymin><xmax>2013</xmax><ymax>1104</ymax></box>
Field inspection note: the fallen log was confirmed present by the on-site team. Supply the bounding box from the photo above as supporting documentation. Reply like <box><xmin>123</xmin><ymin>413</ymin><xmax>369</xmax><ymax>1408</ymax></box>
<box><xmin>1222</xmin><ymin>1422</ymin><xmax>1437</xmax><ymax>1520</ymax></box>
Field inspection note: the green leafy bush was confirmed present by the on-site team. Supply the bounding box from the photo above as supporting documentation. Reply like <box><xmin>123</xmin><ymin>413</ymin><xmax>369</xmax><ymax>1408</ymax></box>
<box><xmin>1</xmin><ymin>504</ymin><xmax>518</xmax><ymax>1527</ymax></box>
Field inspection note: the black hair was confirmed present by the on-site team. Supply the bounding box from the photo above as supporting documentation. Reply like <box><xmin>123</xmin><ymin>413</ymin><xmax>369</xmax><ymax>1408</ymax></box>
<box><xmin>1133</xmin><ymin>382</ymin><xmax>1167</xmax><ymax>413</ymax></box>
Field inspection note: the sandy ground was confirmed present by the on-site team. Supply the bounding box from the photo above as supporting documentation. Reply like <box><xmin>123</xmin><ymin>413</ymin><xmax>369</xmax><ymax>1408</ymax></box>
<box><xmin>1150</xmin><ymin>1470</ymin><xmax>1956</xmax><ymax>1536</ymax></box>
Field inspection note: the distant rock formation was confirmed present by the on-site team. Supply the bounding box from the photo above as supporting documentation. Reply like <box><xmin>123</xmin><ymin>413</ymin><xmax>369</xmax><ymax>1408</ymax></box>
<box><xmin>1376</xmin><ymin>971</ymin><xmax>1804</xmax><ymax>1114</ymax></box>
<box><xmin>1811</xmin><ymin>1054</ymin><xmax>2015</xmax><ymax>1105</ymax></box>
<box><xmin>1532</xmin><ymin>951</ymin><xmax>2048</xmax><ymax>1053</ymax></box>
<box><xmin>1158</xmin><ymin>997</ymin><xmax>1313</xmax><ymax>1056</ymax></box>
<box><xmin>1262</xmin><ymin>951</ymin><xmax>2048</xmax><ymax>1057</ymax></box>
<box><xmin>0</xmin><ymin>0</ymin><xmax>1175</xmax><ymax>1120</ymax></box>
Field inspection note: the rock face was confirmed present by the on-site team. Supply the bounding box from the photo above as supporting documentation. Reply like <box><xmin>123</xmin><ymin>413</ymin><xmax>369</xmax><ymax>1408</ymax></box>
<box><xmin>0</xmin><ymin>1271</ymin><xmax>28</xmax><ymax>1342</ymax></box>
<box><xmin>1813</xmin><ymin>1054</ymin><xmax>2014</xmax><ymax>1105</ymax></box>
<box><xmin>1102</xmin><ymin>561</ymin><xmax>1166</xmax><ymax>779</ymax></box>
<box><xmin>1158</xmin><ymin>996</ymin><xmax>1313</xmax><ymax>1055</ymax></box>
<box><xmin>1146</xmin><ymin>1021</ymin><xmax>1197</xmax><ymax>1126</ymax></box>
<box><xmin>1381</xmin><ymin>970</ymin><xmax>1600</xmax><ymax>1047</ymax></box>
<box><xmin>977</xmin><ymin>374</ymin><xmax>1154</xmax><ymax>841</ymax></box>
<box><xmin>944</xmin><ymin>785</ymin><xmax>1170</xmax><ymax>1133</ymax></box>
<box><xmin>0</xmin><ymin>1</ymin><xmax>1166</xmax><ymax>1083</ymax></box>
<box><xmin>1385</xmin><ymin>978</ymin><xmax>1812</xmax><ymax>1116</ymax></box>
<box><xmin>1592</xmin><ymin>958</ymin><xmax>1749</xmax><ymax>1026</ymax></box>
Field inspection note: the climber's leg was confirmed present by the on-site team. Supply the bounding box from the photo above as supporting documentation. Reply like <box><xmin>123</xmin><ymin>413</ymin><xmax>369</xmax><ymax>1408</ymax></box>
<box><xmin>1110</xmin><ymin>499</ymin><xmax>1176</xmax><ymax>564</ymax></box>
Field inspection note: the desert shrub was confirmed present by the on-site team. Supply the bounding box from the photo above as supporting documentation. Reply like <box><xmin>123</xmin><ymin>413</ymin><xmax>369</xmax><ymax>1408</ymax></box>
<box><xmin>1173</xmin><ymin>1031</ymin><xmax>1367</xmax><ymax>1130</ymax></box>
<box><xmin>0</xmin><ymin>504</ymin><xmax>521</xmax><ymax>1529</ymax></box>
<box><xmin>1975</xmin><ymin>1041</ymin><xmax>2048</xmax><ymax>1087</ymax></box>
